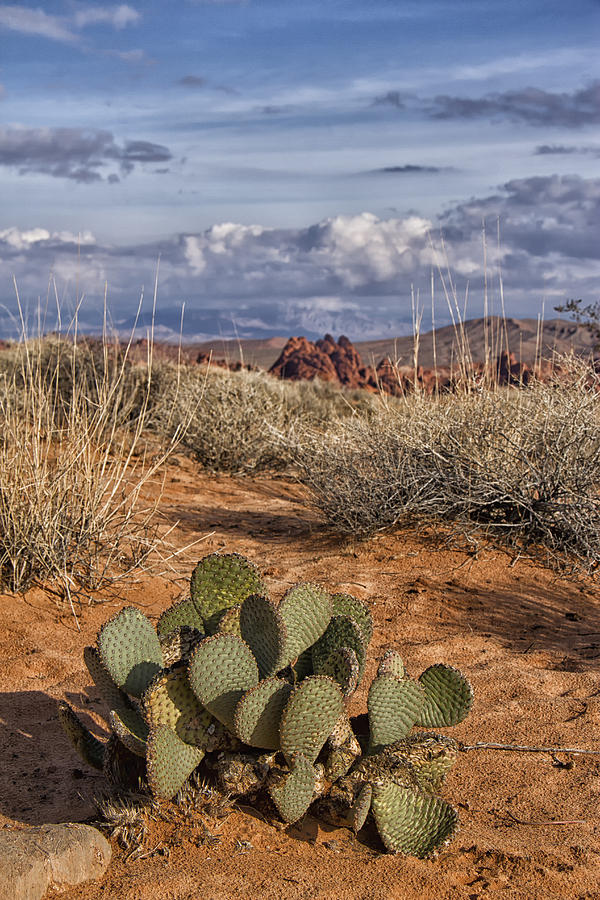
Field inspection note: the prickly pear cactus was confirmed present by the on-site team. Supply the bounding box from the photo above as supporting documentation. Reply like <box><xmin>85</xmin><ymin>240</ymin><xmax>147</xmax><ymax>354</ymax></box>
<box><xmin>57</xmin><ymin>551</ymin><xmax>473</xmax><ymax>859</ymax></box>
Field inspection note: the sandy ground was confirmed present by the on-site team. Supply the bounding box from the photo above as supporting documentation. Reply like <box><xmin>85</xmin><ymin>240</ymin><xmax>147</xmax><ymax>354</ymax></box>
<box><xmin>1</xmin><ymin>455</ymin><xmax>599</xmax><ymax>899</ymax></box>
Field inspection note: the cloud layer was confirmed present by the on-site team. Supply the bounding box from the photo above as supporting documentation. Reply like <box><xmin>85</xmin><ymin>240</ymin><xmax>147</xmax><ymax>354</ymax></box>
<box><xmin>373</xmin><ymin>81</ymin><xmax>600</xmax><ymax>128</ymax></box>
<box><xmin>2</xmin><ymin>175</ymin><xmax>598</xmax><ymax>340</ymax></box>
<box><xmin>0</xmin><ymin>127</ymin><xmax>172</xmax><ymax>183</ymax></box>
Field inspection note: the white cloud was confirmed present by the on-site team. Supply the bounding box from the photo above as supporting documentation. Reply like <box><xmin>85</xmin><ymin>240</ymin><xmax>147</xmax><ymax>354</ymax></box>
<box><xmin>0</xmin><ymin>5</ymin><xmax>76</xmax><ymax>42</ymax></box>
<box><xmin>2</xmin><ymin>176</ymin><xmax>599</xmax><ymax>340</ymax></box>
<box><xmin>0</xmin><ymin>3</ymin><xmax>140</xmax><ymax>44</ymax></box>
<box><xmin>73</xmin><ymin>5</ymin><xmax>140</xmax><ymax>30</ymax></box>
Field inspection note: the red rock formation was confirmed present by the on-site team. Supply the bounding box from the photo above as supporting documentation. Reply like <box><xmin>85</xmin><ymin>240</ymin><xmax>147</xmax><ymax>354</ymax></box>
<box><xmin>268</xmin><ymin>334</ymin><xmax>571</xmax><ymax>395</ymax></box>
<box><xmin>269</xmin><ymin>336</ymin><xmax>343</xmax><ymax>383</ymax></box>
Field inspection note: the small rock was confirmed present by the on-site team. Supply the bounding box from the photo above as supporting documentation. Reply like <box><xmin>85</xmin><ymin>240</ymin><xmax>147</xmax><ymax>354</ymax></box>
<box><xmin>0</xmin><ymin>823</ymin><xmax>111</xmax><ymax>900</ymax></box>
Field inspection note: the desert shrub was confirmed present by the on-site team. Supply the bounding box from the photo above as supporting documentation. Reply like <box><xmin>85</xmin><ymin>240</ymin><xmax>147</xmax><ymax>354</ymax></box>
<box><xmin>294</xmin><ymin>360</ymin><xmax>600</xmax><ymax>573</ymax></box>
<box><xmin>155</xmin><ymin>366</ymin><xmax>384</xmax><ymax>475</ymax></box>
<box><xmin>0</xmin><ymin>334</ymin><xmax>188</xmax><ymax>594</ymax></box>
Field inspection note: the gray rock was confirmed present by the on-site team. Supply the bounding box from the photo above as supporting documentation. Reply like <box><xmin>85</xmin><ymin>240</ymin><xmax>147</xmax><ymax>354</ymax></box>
<box><xmin>0</xmin><ymin>823</ymin><xmax>111</xmax><ymax>900</ymax></box>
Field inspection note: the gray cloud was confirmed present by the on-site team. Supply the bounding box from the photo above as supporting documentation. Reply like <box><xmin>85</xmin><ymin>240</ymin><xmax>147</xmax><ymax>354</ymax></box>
<box><xmin>2</xmin><ymin>175</ymin><xmax>599</xmax><ymax>340</ymax></box>
<box><xmin>370</xmin><ymin>165</ymin><xmax>443</xmax><ymax>174</ymax></box>
<box><xmin>372</xmin><ymin>90</ymin><xmax>407</xmax><ymax>109</ymax></box>
<box><xmin>176</xmin><ymin>74</ymin><xmax>237</xmax><ymax>94</ymax></box>
<box><xmin>0</xmin><ymin>127</ymin><xmax>172</xmax><ymax>183</ymax></box>
<box><xmin>178</xmin><ymin>75</ymin><xmax>208</xmax><ymax>87</ymax></box>
<box><xmin>535</xmin><ymin>144</ymin><xmax>600</xmax><ymax>157</ymax></box>
<box><xmin>427</xmin><ymin>81</ymin><xmax>600</xmax><ymax>127</ymax></box>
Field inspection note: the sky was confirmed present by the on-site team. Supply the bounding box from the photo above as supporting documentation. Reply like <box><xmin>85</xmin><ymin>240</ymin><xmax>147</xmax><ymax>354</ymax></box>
<box><xmin>0</xmin><ymin>0</ymin><xmax>599</xmax><ymax>341</ymax></box>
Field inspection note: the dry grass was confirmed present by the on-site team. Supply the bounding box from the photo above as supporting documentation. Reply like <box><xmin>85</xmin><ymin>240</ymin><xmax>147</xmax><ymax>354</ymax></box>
<box><xmin>293</xmin><ymin>358</ymin><xmax>600</xmax><ymax>575</ymax></box>
<box><xmin>0</xmin><ymin>329</ymin><xmax>191</xmax><ymax>596</ymax></box>
<box><xmin>156</xmin><ymin>366</ymin><xmax>381</xmax><ymax>475</ymax></box>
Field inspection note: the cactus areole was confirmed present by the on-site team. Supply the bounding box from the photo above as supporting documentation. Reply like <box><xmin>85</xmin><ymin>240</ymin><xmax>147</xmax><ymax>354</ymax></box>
<box><xmin>58</xmin><ymin>552</ymin><xmax>473</xmax><ymax>858</ymax></box>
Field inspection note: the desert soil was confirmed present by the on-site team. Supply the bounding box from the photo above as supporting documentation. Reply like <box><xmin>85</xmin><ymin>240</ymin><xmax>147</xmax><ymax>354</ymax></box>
<box><xmin>1</xmin><ymin>454</ymin><xmax>599</xmax><ymax>899</ymax></box>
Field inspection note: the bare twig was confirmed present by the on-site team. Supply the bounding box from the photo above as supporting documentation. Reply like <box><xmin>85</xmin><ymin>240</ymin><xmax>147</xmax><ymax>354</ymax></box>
<box><xmin>459</xmin><ymin>741</ymin><xmax>600</xmax><ymax>755</ymax></box>
<box><xmin>504</xmin><ymin>810</ymin><xmax>585</xmax><ymax>827</ymax></box>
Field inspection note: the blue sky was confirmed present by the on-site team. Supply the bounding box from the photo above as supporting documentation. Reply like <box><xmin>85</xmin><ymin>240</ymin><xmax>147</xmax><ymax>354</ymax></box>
<box><xmin>1</xmin><ymin>0</ymin><xmax>599</xmax><ymax>340</ymax></box>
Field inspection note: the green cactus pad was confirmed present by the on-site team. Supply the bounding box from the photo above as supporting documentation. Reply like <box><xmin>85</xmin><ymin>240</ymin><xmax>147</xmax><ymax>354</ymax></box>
<box><xmin>377</xmin><ymin>649</ymin><xmax>405</xmax><ymax>680</ymax></box>
<box><xmin>277</xmin><ymin>583</ymin><xmax>333</xmax><ymax>667</ymax></box>
<box><xmin>331</xmin><ymin>593</ymin><xmax>373</xmax><ymax>647</ymax></box>
<box><xmin>146</xmin><ymin>724</ymin><xmax>205</xmax><ymax>800</ymax></box>
<box><xmin>351</xmin><ymin>782</ymin><xmax>373</xmax><ymax>833</ymax></box>
<box><xmin>144</xmin><ymin>667</ymin><xmax>220</xmax><ymax>750</ymax></box>
<box><xmin>416</xmin><ymin>664</ymin><xmax>473</xmax><ymax>728</ymax></box>
<box><xmin>216</xmin><ymin>603</ymin><xmax>242</xmax><ymax>636</ymax></box>
<box><xmin>371</xmin><ymin>782</ymin><xmax>459</xmax><ymax>857</ymax></box>
<box><xmin>280</xmin><ymin>675</ymin><xmax>344</xmax><ymax>766</ymax></box>
<box><xmin>97</xmin><ymin>606</ymin><xmax>163</xmax><ymax>698</ymax></box>
<box><xmin>108</xmin><ymin>708</ymin><xmax>148</xmax><ymax>757</ymax></box>
<box><xmin>314</xmin><ymin>646</ymin><xmax>359</xmax><ymax>697</ymax></box>
<box><xmin>367</xmin><ymin>675</ymin><xmax>425</xmax><ymax>749</ymax></box>
<box><xmin>83</xmin><ymin>645</ymin><xmax>132</xmax><ymax>712</ymax></box>
<box><xmin>190</xmin><ymin>552</ymin><xmax>265</xmax><ymax>634</ymax></box>
<box><xmin>103</xmin><ymin>733</ymin><xmax>146</xmax><ymax>791</ymax></box>
<box><xmin>239</xmin><ymin>594</ymin><xmax>286</xmax><ymax>678</ymax></box>
<box><xmin>157</xmin><ymin>596</ymin><xmax>205</xmax><ymax>637</ymax></box>
<box><xmin>291</xmin><ymin>648</ymin><xmax>313</xmax><ymax>682</ymax></box>
<box><xmin>233</xmin><ymin>677</ymin><xmax>292</xmax><ymax>749</ymax></box>
<box><xmin>84</xmin><ymin>647</ymin><xmax>149</xmax><ymax>755</ymax></box>
<box><xmin>312</xmin><ymin>615</ymin><xmax>366</xmax><ymax>683</ymax></box>
<box><xmin>188</xmin><ymin>633</ymin><xmax>259</xmax><ymax>730</ymax></box>
<box><xmin>57</xmin><ymin>701</ymin><xmax>105</xmax><ymax>770</ymax></box>
<box><xmin>158</xmin><ymin>626</ymin><xmax>203</xmax><ymax>667</ymax></box>
<box><xmin>267</xmin><ymin>752</ymin><xmax>317</xmax><ymax>824</ymax></box>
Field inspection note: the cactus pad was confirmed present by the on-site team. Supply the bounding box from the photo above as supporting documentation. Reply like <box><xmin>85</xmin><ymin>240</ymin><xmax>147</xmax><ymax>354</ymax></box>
<box><xmin>83</xmin><ymin>646</ymin><xmax>124</xmax><ymax>709</ymax></box>
<box><xmin>239</xmin><ymin>594</ymin><xmax>286</xmax><ymax>678</ymax></box>
<box><xmin>146</xmin><ymin>725</ymin><xmax>205</xmax><ymax>800</ymax></box>
<box><xmin>58</xmin><ymin>701</ymin><xmax>105</xmax><ymax>770</ymax></box>
<box><xmin>188</xmin><ymin>633</ymin><xmax>259</xmax><ymax>730</ymax></box>
<box><xmin>312</xmin><ymin>614</ymin><xmax>366</xmax><ymax>683</ymax></box>
<box><xmin>144</xmin><ymin>667</ymin><xmax>219</xmax><ymax>750</ymax></box>
<box><xmin>278</xmin><ymin>583</ymin><xmax>332</xmax><ymax>666</ymax></box>
<box><xmin>233</xmin><ymin>677</ymin><xmax>292</xmax><ymax>749</ymax></box>
<box><xmin>377</xmin><ymin>649</ymin><xmax>405</xmax><ymax>680</ymax></box>
<box><xmin>157</xmin><ymin>596</ymin><xmax>205</xmax><ymax>637</ymax></box>
<box><xmin>280</xmin><ymin>675</ymin><xmax>344</xmax><ymax>765</ymax></box>
<box><xmin>331</xmin><ymin>593</ymin><xmax>373</xmax><ymax>647</ymax></box>
<box><xmin>416</xmin><ymin>664</ymin><xmax>473</xmax><ymax>728</ymax></box>
<box><xmin>267</xmin><ymin>751</ymin><xmax>317</xmax><ymax>824</ymax></box>
<box><xmin>190</xmin><ymin>552</ymin><xmax>264</xmax><ymax>634</ymax></box>
<box><xmin>367</xmin><ymin>674</ymin><xmax>425</xmax><ymax>749</ymax></box>
<box><xmin>351</xmin><ymin>782</ymin><xmax>373</xmax><ymax>833</ymax></box>
<box><xmin>371</xmin><ymin>782</ymin><xmax>459</xmax><ymax>857</ymax></box>
<box><xmin>291</xmin><ymin>648</ymin><xmax>313</xmax><ymax>682</ymax></box>
<box><xmin>314</xmin><ymin>646</ymin><xmax>359</xmax><ymax>697</ymax></box>
<box><xmin>108</xmin><ymin>708</ymin><xmax>148</xmax><ymax>757</ymax></box>
<box><xmin>97</xmin><ymin>607</ymin><xmax>163</xmax><ymax>698</ymax></box>
<box><xmin>216</xmin><ymin>603</ymin><xmax>242</xmax><ymax>636</ymax></box>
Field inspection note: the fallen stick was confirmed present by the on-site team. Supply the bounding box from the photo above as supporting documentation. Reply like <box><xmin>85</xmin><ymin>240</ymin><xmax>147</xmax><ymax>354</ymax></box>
<box><xmin>504</xmin><ymin>810</ymin><xmax>585</xmax><ymax>827</ymax></box>
<box><xmin>459</xmin><ymin>741</ymin><xmax>600</xmax><ymax>755</ymax></box>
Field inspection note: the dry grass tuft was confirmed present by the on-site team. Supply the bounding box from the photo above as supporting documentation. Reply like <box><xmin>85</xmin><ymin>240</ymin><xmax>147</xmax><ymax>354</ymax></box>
<box><xmin>0</xmin><ymin>328</ymin><xmax>192</xmax><ymax>596</ymax></box>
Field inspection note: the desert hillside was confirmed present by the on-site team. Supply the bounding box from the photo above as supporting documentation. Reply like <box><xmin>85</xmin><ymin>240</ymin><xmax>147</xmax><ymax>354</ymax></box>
<box><xmin>191</xmin><ymin>317</ymin><xmax>595</xmax><ymax>370</ymax></box>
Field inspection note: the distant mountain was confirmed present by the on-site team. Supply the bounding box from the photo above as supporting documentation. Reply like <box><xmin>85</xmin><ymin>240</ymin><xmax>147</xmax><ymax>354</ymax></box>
<box><xmin>188</xmin><ymin>317</ymin><xmax>595</xmax><ymax>371</ymax></box>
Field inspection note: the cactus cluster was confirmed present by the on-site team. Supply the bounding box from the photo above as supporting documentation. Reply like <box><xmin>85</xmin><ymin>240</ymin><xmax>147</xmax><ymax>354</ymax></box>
<box><xmin>58</xmin><ymin>552</ymin><xmax>473</xmax><ymax>858</ymax></box>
